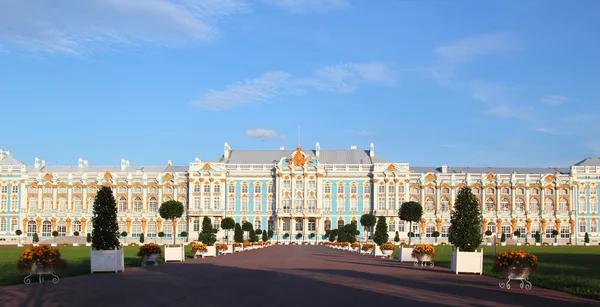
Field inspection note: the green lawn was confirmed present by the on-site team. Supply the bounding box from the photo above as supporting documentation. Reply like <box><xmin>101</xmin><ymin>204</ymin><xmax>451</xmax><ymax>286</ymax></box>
<box><xmin>393</xmin><ymin>245</ymin><xmax>600</xmax><ymax>300</ymax></box>
<box><xmin>0</xmin><ymin>245</ymin><xmax>197</xmax><ymax>286</ymax></box>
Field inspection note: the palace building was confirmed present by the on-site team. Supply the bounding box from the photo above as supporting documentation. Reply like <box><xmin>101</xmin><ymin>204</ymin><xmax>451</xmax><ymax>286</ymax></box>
<box><xmin>0</xmin><ymin>144</ymin><xmax>599</xmax><ymax>245</ymax></box>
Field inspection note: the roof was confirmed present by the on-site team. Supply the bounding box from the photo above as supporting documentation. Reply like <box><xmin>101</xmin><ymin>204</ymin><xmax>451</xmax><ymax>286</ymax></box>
<box><xmin>213</xmin><ymin>149</ymin><xmax>387</xmax><ymax>165</ymax></box>
<box><xmin>25</xmin><ymin>165</ymin><xmax>188</xmax><ymax>173</ymax></box>
<box><xmin>0</xmin><ymin>155</ymin><xmax>25</xmax><ymax>166</ymax></box>
<box><xmin>411</xmin><ymin>166</ymin><xmax>570</xmax><ymax>174</ymax></box>
<box><xmin>573</xmin><ymin>157</ymin><xmax>600</xmax><ymax>166</ymax></box>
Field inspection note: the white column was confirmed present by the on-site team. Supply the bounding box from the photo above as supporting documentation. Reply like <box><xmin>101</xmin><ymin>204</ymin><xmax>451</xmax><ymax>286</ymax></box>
<box><xmin>127</xmin><ymin>186</ymin><xmax>132</xmax><ymax>210</ymax></box>
<box><xmin>67</xmin><ymin>185</ymin><xmax>72</xmax><ymax>210</ymax></box>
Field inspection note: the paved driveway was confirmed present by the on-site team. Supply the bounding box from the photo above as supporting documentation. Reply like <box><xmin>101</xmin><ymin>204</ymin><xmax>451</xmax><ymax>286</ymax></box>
<box><xmin>1</xmin><ymin>246</ymin><xmax>598</xmax><ymax>307</ymax></box>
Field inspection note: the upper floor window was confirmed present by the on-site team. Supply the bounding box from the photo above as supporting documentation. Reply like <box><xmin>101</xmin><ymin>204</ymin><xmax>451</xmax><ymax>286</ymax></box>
<box><xmin>29</xmin><ymin>186</ymin><xmax>38</xmax><ymax>194</ymax></box>
<box><xmin>531</xmin><ymin>188</ymin><xmax>539</xmax><ymax>195</ymax></box>
<box><xmin>351</xmin><ymin>185</ymin><xmax>358</xmax><ymax>194</ymax></box>
<box><xmin>472</xmin><ymin>188</ymin><xmax>480</xmax><ymax>194</ymax></box>
<box><xmin>204</xmin><ymin>184</ymin><xmax>210</xmax><ymax>193</ymax></box>
<box><xmin>560</xmin><ymin>188</ymin><xmax>568</xmax><ymax>195</ymax></box>
<box><xmin>133</xmin><ymin>186</ymin><xmax>142</xmax><ymax>194</ymax></box>
<box><xmin>58</xmin><ymin>186</ymin><xmax>67</xmax><ymax>194</ymax></box>
<box><xmin>164</xmin><ymin>186</ymin><xmax>173</xmax><ymax>194</ymax></box>
<box><xmin>388</xmin><ymin>186</ymin><xmax>395</xmax><ymax>194</ymax></box>
<box><xmin>179</xmin><ymin>186</ymin><xmax>187</xmax><ymax>194</ymax></box>
<box><xmin>12</xmin><ymin>185</ymin><xmax>19</xmax><ymax>194</ymax></box>
<box><xmin>283</xmin><ymin>180</ymin><xmax>291</xmax><ymax>189</ymax></box>
<box><xmin>0</xmin><ymin>186</ymin><xmax>7</xmax><ymax>194</ymax></box>
<box><xmin>442</xmin><ymin>187</ymin><xmax>450</xmax><ymax>194</ymax></box>
<box><xmin>591</xmin><ymin>187</ymin><xmax>598</xmax><ymax>195</ymax></box>
<box><xmin>295</xmin><ymin>180</ymin><xmax>303</xmax><ymax>190</ymax></box>
<box><xmin>241</xmin><ymin>185</ymin><xmax>249</xmax><ymax>194</ymax></box>
<box><xmin>579</xmin><ymin>186</ymin><xmax>586</xmax><ymax>195</ymax></box>
<box><xmin>545</xmin><ymin>188</ymin><xmax>553</xmax><ymax>196</ymax></box>
<box><xmin>410</xmin><ymin>187</ymin><xmax>420</xmax><ymax>194</ymax></box>
<box><xmin>337</xmin><ymin>185</ymin><xmax>344</xmax><ymax>194</ymax></box>
<box><xmin>194</xmin><ymin>184</ymin><xmax>201</xmax><ymax>193</ymax></box>
<box><xmin>516</xmin><ymin>188</ymin><xmax>525</xmax><ymax>195</ymax></box>
<box><xmin>228</xmin><ymin>185</ymin><xmax>235</xmax><ymax>194</ymax></box>
<box><xmin>398</xmin><ymin>185</ymin><xmax>405</xmax><ymax>194</ymax></box>
<box><xmin>148</xmin><ymin>186</ymin><xmax>157</xmax><ymax>194</ymax></box>
<box><xmin>378</xmin><ymin>185</ymin><xmax>385</xmax><ymax>194</ymax></box>
<box><xmin>363</xmin><ymin>184</ymin><xmax>370</xmax><ymax>194</ymax></box>
<box><xmin>88</xmin><ymin>186</ymin><xmax>97</xmax><ymax>194</ymax></box>
<box><xmin>254</xmin><ymin>184</ymin><xmax>261</xmax><ymax>194</ymax></box>
<box><xmin>267</xmin><ymin>184</ymin><xmax>274</xmax><ymax>194</ymax></box>
<box><xmin>308</xmin><ymin>180</ymin><xmax>316</xmax><ymax>190</ymax></box>
<box><xmin>486</xmin><ymin>188</ymin><xmax>495</xmax><ymax>195</ymax></box>
<box><xmin>501</xmin><ymin>188</ymin><xmax>509</xmax><ymax>195</ymax></box>
<box><xmin>118</xmin><ymin>186</ymin><xmax>127</xmax><ymax>194</ymax></box>
<box><xmin>426</xmin><ymin>187</ymin><xmax>434</xmax><ymax>194</ymax></box>
<box><xmin>324</xmin><ymin>185</ymin><xmax>331</xmax><ymax>194</ymax></box>
<box><xmin>213</xmin><ymin>184</ymin><xmax>221</xmax><ymax>194</ymax></box>
<box><xmin>73</xmin><ymin>186</ymin><xmax>83</xmax><ymax>194</ymax></box>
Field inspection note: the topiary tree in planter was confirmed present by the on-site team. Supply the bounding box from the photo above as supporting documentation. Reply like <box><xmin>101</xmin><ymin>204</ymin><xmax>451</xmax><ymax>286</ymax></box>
<box><xmin>552</xmin><ymin>229</ymin><xmax>559</xmax><ymax>243</ymax></box>
<box><xmin>394</xmin><ymin>231</ymin><xmax>400</xmax><ymax>243</ymax></box>
<box><xmin>432</xmin><ymin>231</ymin><xmax>440</xmax><ymax>244</ymax></box>
<box><xmin>485</xmin><ymin>230</ymin><xmax>492</xmax><ymax>236</ymax></box>
<box><xmin>221</xmin><ymin>217</ymin><xmax>236</xmax><ymax>243</ymax></box>
<box><xmin>448</xmin><ymin>187</ymin><xmax>482</xmax><ymax>252</ymax></box>
<box><xmin>373</xmin><ymin>216</ymin><xmax>389</xmax><ymax>247</ymax></box>
<box><xmin>158</xmin><ymin>200</ymin><xmax>184</xmax><ymax>245</ymax></box>
<box><xmin>296</xmin><ymin>232</ymin><xmax>302</xmax><ymax>241</ymax></box>
<box><xmin>234</xmin><ymin>223</ymin><xmax>244</xmax><ymax>243</ymax></box>
<box><xmin>267</xmin><ymin>229</ymin><xmax>274</xmax><ymax>239</ymax></box>
<box><xmin>121</xmin><ymin>232</ymin><xmax>128</xmax><ymax>244</ymax></box>
<box><xmin>399</xmin><ymin>201</ymin><xmax>423</xmax><ymax>245</ymax></box>
<box><xmin>52</xmin><ymin>231</ymin><xmax>59</xmax><ymax>243</ymax></box>
<box><xmin>327</xmin><ymin>230</ymin><xmax>336</xmax><ymax>242</ymax></box>
<box><xmin>198</xmin><ymin>217</ymin><xmax>217</xmax><ymax>246</ymax></box>
<box><xmin>15</xmin><ymin>229</ymin><xmax>22</xmax><ymax>245</ymax></box>
<box><xmin>262</xmin><ymin>230</ymin><xmax>268</xmax><ymax>242</ymax></box>
<box><xmin>585</xmin><ymin>232</ymin><xmax>590</xmax><ymax>244</ymax></box>
<box><xmin>139</xmin><ymin>233</ymin><xmax>145</xmax><ymax>244</ymax></box>
<box><xmin>255</xmin><ymin>229</ymin><xmax>262</xmax><ymax>235</ymax></box>
<box><xmin>242</xmin><ymin>222</ymin><xmax>253</xmax><ymax>240</ymax></box>
<box><xmin>309</xmin><ymin>233</ymin><xmax>315</xmax><ymax>241</ymax></box>
<box><xmin>500</xmin><ymin>232</ymin><xmax>506</xmax><ymax>243</ymax></box>
<box><xmin>180</xmin><ymin>231</ymin><xmax>188</xmax><ymax>243</ymax></box>
<box><xmin>360</xmin><ymin>213</ymin><xmax>376</xmax><ymax>243</ymax></box>
<box><xmin>283</xmin><ymin>233</ymin><xmax>290</xmax><ymax>240</ymax></box>
<box><xmin>535</xmin><ymin>231</ymin><xmax>541</xmax><ymax>244</ymax></box>
<box><xmin>158</xmin><ymin>232</ymin><xmax>165</xmax><ymax>244</ymax></box>
<box><xmin>32</xmin><ymin>233</ymin><xmax>39</xmax><ymax>244</ymax></box>
<box><xmin>92</xmin><ymin>186</ymin><xmax>120</xmax><ymax>250</ymax></box>
<box><xmin>86</xmin><ymin>233</ymin><xmax>91</xmax><ymax>244</ymax></box>
<box><xmin>73</xmin><ymin>231</ymin><xmax>80</xmax><ymax>236</ymax></box>
<box><xmin>513</xmin><ymin>230</ymin><xmax>521</xmax><ymax>239</ymax></box>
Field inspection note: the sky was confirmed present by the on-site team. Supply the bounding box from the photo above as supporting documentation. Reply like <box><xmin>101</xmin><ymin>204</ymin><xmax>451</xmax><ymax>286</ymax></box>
<box><xmin>1</xmin><ymin>0</ymin><xmax>600</xmax><ymax>168</ymax></box>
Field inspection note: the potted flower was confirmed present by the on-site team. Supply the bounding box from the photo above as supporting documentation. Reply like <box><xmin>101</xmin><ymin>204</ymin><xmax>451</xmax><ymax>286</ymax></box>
<box><xmin>18</xmin><ymin>245</ymin><xmax>67</xmax><ymax>284</ymax></box>
<box><xmin>215</xmin><ymin>243</ymin><xmax>228</xmax><ymax>255</ymax></box>
<box><xmin>190</xmin><ymin>242</ymin><xmax>207</xmax><ymax>259</ymax></box>
<box><xmin>380</xmin><ymin>242</ymin><xmax>395</xmax><ymax>257</ymax></box>
<box><xmin>351</xmin><ymin>242</ymin><xmax>361</xmax><ymax>252</ymax></box>
<box><xmin>494</xmin><ymin>250</ymin><xmax>537</xmax><ymax>289</ymax></box>
<box><xmin>138</xmin><ymin>243</ymin><xmax>161</xmax><ymax>267</ymax></box>
<box><xmin>411</xmin><ymin>244</ymin><xmax>436</xmax><ymax>266</ymax></box>
<box><xmin>361</xmin><ymin>243</ymin><xmax>374</xmax><ymax>254</ymax></box>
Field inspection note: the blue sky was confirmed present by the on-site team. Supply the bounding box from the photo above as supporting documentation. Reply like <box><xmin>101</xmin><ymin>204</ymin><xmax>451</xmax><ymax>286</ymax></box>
<box><xmin>1</xmin><ymin>0</ymin><xmax>599</xmax><ymax>168</ymax></box>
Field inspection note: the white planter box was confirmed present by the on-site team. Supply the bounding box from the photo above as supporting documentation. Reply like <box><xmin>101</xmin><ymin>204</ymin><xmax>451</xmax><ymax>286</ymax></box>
<box><xmin>516</xmin><ymin>242</ymin><xmax>521</xmax><ymax>246</ymax></box>
<box><xmin>17</xmin><ymin>244</ymin><xmax>24</xmax><ymax>247</ymax></box>
<box><xmin>223</xmin><ymin>245</ymin><xmax>234</xmax><ymax>254</ymax></box>
<box><xmin>91</xmin><ymin>248</ymin><xmax>125</xmax><ymax>273</ymax></box>
<box><xmin>374</xmin><ymin>244</ymin><xmax>385</xmax><ymax>257</ymax></box>
<box><xmin>552</xmin><ymin>243</ymin><xmax>558</xmax><ymax>246</ymax></box>
<box><xmin>432</xmin><ymin>242</ymin><xmax>439</xmax><ymax>246</ymax></box>
<box><xmin>164</xmin><ymin>245</ymin><xmax>185</xmax><ymax>262</ymax></box>
<box><xmin>73</xmin><ymin>243</ymin><xmax>80</xmax><ymax>247</ymax></box>
<box><xmin>451</xmin><ymin>247</ymin><xmax>483</xmax><ymax>275</ymax></box>
<box><xmin>203</xmin><ymin>246</ymin><xmax>217</xmax><ymax>258</ymax></box>
<box><xmin>86</xmin><ymin>243</ymin><xmax>92</xmax><ymax>246</ymax></box>
<box><xmin>399</xmin><ymin>246</ymin><xmax>417</xmax><ymax>262</ymax></box>
<box><xmin>500</xmin><ymin>243</ymin><xmax>506</xmax><ymax>246</ymax></box>
<box><xmin>486</xmin><ymin>242</ymin><xmax>492</xmax><ymax>246</ymax></box>
<box><xmin>51</xmin><ymin>243</ymin><xmax>57</xmax><ymax>247</ymax></box>
<box><xmin>535</xmin><ymin>243</ymin><xmax>541</xmax><ymax>246</ymax></box>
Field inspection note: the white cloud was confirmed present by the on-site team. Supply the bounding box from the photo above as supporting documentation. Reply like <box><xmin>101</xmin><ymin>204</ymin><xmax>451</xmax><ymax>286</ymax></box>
<box><xmin>192</xmin><ymin>61</ymin><xmax>394</xmax><ymax>110</ymax></box>
<box><xmin>246</xmin><ymin>129</ymin><xmax>278</xmax><ymax>139</ymax></box>
<box><xmin>483</xmin><ymin>105</ymin><xmax>533</xmax><ymax>120</ymax></box>
<box><xmin>534</xmin><ymin>128</ymin><xmax>552</xmax><ymax>134</ymax></box>
<box><xmin>0</xmin><ymin>0</ymin><xmax>248</xmax><ymax>54</ymax></box>
<box><xmin>435</xmin><ymin>33</ymin><xmax>518</xmax><ymax>64</ymax></box>
<box><xmin>540</xmin><ymin>95</ymin><xmax>568</xmax><ymax>105</ymax></box>
<box><xmin>263</xmin><ymin>0</ymin><xmax>348</xmax><ymax>13</ymax></box>
<box><xmin>192</xmin><ymin>71</ymin><xmax>293</xmax><ymax>110</ymax></box>
<box><xmin>359</xmin><ymin>130</ymin><xmax>373</xmax><ymax>136</ymax></box>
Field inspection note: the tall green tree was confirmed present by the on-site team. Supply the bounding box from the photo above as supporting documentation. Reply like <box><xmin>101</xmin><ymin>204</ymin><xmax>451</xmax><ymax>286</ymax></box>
<box><xmin>220</xmin><ymin>217</ymin><xmax>236</xmax><ymax>243</ymax></box>
<box><xmin>159</xmin><ymin>200</ymin><xmax>184</xmax><ymax>245</ymax></box>
<box><xmin>92</xmin><ymin>186</ymin><xmax>120</xmax><ymax>250</ymax></box>
<box><xmin>359</xmin><ymin>213</ymin><xmax>376</xmax><ymax>243</ymax></box>
<box><xmin>234</xmin><ymin>223</ymin><xmax>244</xmax><ymax>243</ymax></box>
<box><xmin>262</xmin><ymin>230</ymin><xmax>268</xmax><ymax>242</ymax></box>
<box><xmin>198</xmin><ymin>217</ymin><xmax>217</xmax><ymax>246</ymax></box>
<box><xmin>242</xmin><ymin>221</ymin><xmax>253</xmax><ymax>240</ymax></box>
<box><xmin>448</xmin><ymin>187</ymin><xmax>482</xmax><ymax>252</ymax></box>
<box><xmin>399</xmin><ymin>201</ymin><xmax>423</xmax><ymax>245</ymax></box>
<box><xmin>373</xmin><ymin>216</ymin><xmax>389</xmax><ymax>246</ymax></box>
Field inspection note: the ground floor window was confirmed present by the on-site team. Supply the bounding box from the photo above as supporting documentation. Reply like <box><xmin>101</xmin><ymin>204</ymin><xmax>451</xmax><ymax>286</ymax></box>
<box><xmin>501</xmin><ymin>225</ymin><xmax>512</xmax><ymax>238</ymax></box>
<box><xmin>268</xmin><ymin>219</ymin><xmax>274</xmax><ymax>231</ymax></box>
<box><xmin>193</xmin><ymin>220</ymin><xmax>200</xmax><ymax>232</ymax></box>
<box><xmin>516</xmin><ymin>225</ymin><xmax>526</xmax><ymax>238</ymax></box>
<box><xmin>132</xmin><ymin>221</ymin><xmax>142</xmax><ymax>237</ymax></box>
<box><xmin>57</xmin><ymin>221</ymin><xmax>66</xmax><ymax>236</ymax></box>
<box><xmin>545</xmin><ymin>225</ymin><xmax>556</xmax><ymax>238</ymax></box>
<box><xmin>486</xmin><ymin>222</ymin><xmax>497</xmax><ymax>234</ymax></box>
<box><xmin>441</xmin><ymin>223</ymin><xmax>450</xmax><ymax>237</ymax></box>
<box><xmin>42</xmin><ymin>221</ymin><xmax>51</xmax><ymax>237</ymax></box>
<box><xmin>560</xmin><ymin>225</ymin><xmax>570</xmax><ymax>238</ymax></box>
<box><xmin>147</xmin><ymin>221</ymin><xmax>157</xmax><ymax>237</ymax></box>
<box><xmin>27</xmin><ymin>221</ymin><xmax>36</xmax><ymax>235</ymax></box>
<box><xmin>388</xmin><ymin>220</ymin><xmax>395</xmax><ymax>232</ymax></box>
<box><xmin>283</xmin><ymin>219</ymin><xmax>290</xmax><ymax>232</ymax></box>
<box><xmin>425</xmin><ymin>223</ymin><xmax>436</xmax><ymax>237</ymax></box>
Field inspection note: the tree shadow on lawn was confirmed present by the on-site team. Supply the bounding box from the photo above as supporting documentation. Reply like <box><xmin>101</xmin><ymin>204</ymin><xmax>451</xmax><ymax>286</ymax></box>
<box><xmin>294</xmin><ymin>267</ymin><xmax>600</xmax><ymax>307</ymax></box>
<box><xmin>1</xmin><ymin>263</ymin><xmax>453</xmax><ymax>307</ymax></box>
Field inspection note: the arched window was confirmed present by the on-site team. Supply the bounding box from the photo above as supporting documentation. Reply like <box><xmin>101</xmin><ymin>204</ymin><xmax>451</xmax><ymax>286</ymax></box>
<box><xmin>43</xmin><ymin>197</ymin><xmax>51</xmax><ymax>210</ymax></box>
<box><xmin>147</xmin><ymin>221</ymin><xmax>157</xmax><ymax>237</ymax></box>
<box><xmin>486</xmin><ymin>198</ymin><xmax>495</xmax><ymax>211</ymax></box>
<box><xmin>544</xmin><ymin>198</ymin><xmax>554</xmax><ymax>212</ymax></box>
<box><xmin>27</xmin><ymin>220</ymin><xmax>37</xmax><ymax>235</ymax></box>
<box><xmin>283</xmin><ymin>196</ymin><xmax>291</xmax><ymax>210</ymax></box>
<box><xmin>486</xmin><ymin>222</ymin><xmax>497</xmax><ymax>234</ymax></box>
<box><xmin>501</xmin><ymin>199</ymin><xmax>510</xmax><ymax>212</ymax></box>
<box><xmin>350</xmin><ymin>198</ymin><xmax>358</xmax><ymax>211</ymax></box>
<box><xmin>149</xmin><ymin>197</ymin><xmax>157</xmax><ymax>212</ymax></box>
<box><xmin>517</xmin><ymin>188</ymin><xmax>525</xmax><ymax>195</ymax></box>
<box><xmin>30</xmin><ymin>197</ymin><xmax>38</xmax><ymax>210</ymax></box>
<box><xmin>118</xmin><ymin>197</ymin><xmax>127</xmax><ymax>212</ymax></box>
<box><xmin>178</xmin><ymin>221</ymin><xmax>187</xmax><ymax>235</ymax></box>
<box><xmin>72</xmin><ymin>220</ymin><xmax>82</xmax><ymax>233</ymax></box>
<box><xmin>516</xmin><ymin>223</ymin><xmax>526</xmax><ymax>238</ymax></box>
<box><xmin>133</xmin><ymin>197</ymin><xmax>142</xmax><ymax>212</ymax></box>
<box><xmin>441</xmin><ymin>198</ymin><xmax>450</xmax><ymax>212</ymax></box>
<box><xmin>308</xmin><ymin>197</ymin><xmax>316</xmax><ymax>210</ymax></box>
<box><xmin>530</xmin><ymin>198</ymin><xmax>540</xmax><ymax>213</ymax></box>
<box><xmin>579</xmin><ymin>220</ymin><xmax>587</xmax><ymax>233</ymax></box>
<box><xmin>591</xmin><ymin>220</ymin><xmax>598</xmax><ymax>232</ymax></box>
<box><xmin>58</xmin><ymin>197</ymin><xmax>67</xmax><ymax>212</ymax></box>
<box><xmin>241</xmin><ymin>197</ymin><xmax>249</xmax><ymax>211</ymax></box>
<box><xmin>425</xmin><ymin>198</ymin><xmax>434</xmax><ymax>211</ymax></box>
<box><xmin>42</xmin><ymin>221</ymin><xmax>52</xmax><ymax>237</ymax></box>
<box><xmin>163</xmin><ymin>220</ymin><xmax>172</xmax><ymax>237</ymax></box>
<box><xmin>131</xmin><ymin>221</ymin><xmax>142</xmax><ymax>237</ymax></box>
<box><xmin>324</xmin><ymin>220</ymin><xmax>331</xmax><ymax>231</ymax></box>
<box><xmin>295</xmin><ymin>218</ymin><xmax>303</xmax><ymax>231</ymax></box>
<box><xmin>559</xmin><ymin>198</ymin><xmax>569</xmax><ymax>213</ymax></box>
<box><xmin>501</xmin><ymin>224</ymin><xmax>512</xmax><ymax>238</ymax></box>
<box><xmin>516</xmin><ymin>198</ymin><xmax>525</xmax><ymax>212</ymax></box>
<box><xmin>227</xmin><ymin>198</ymin><xmax>235</xmax><ymax>211</ymax></box>
<box><xmin>57</xmin><ymin>220</ymin><xmax>66</xmax><ymax>236</ymax></box>
<box><xmin>425</xmin><ymin>222</ymin><xmax>436</xmax><ymax>237</ymax></box>
<box><xmin>501</xmin><ymin>188</ymin><xmax>509</xmax><ymax>194</ymax></box>
<box><xmin>253</xmin><ymin>197</ymin><xmax>261</xmax><ymax>211</ymax></box>
<box><xmin>323</xmin><ymin>197</ymin><xmax>332</xmax><ymax>211</ymax></box>
<box><xmin>73</xmin><ymin>197</ymin><xmax>82</xmax><ymax>211</ymax></box>
<box><xmin>118</xmin><ymin>220</ymin><xmax>126</xmax><ymax>233</ymax></box>
<box><xmin>337</xmin><ymin>219</ymin><xmax>344</xmax><ymax>229</ymax></box>
<box><xmin>254</xmin><ymin>219</ymin><xmax>261</xmax><ymax>231</ymax></box>
<box><xmin>487</xmin><ymin>188</ymin><xmax>495</xmax><ymax>195</ymax></box>
<box><xmin>442</xmin><ymin>187</ymin><xmax>450</xmax><ymax>194</ymax></box>
<box><xmin>295</xmin><ymin>196</ymin><xmax>303</xmax><ymax>210</ymax></box>
<box><xmin>441</xmin><ymin>222</ymin><xmax>450</xmax><ymax>237</ymax></box>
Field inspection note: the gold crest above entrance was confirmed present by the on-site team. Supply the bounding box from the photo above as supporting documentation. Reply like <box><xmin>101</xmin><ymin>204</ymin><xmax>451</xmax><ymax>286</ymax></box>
<box><xmin>291</xmin><ymin>147</ymin><xmax>307</xmax><ymax>167</ymax></box>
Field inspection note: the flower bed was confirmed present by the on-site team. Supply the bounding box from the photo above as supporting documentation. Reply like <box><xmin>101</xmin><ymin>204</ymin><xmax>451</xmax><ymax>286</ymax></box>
<box><xmin>361</xmin><ymin>243</ymin><xmax>374</xmax><ymax>251</ymax></box>
<box><xmin>380</xmin><ymin>242</ymin><xmax>395</xmax><ymax>250</ymax></box>
<box><xmin>17</xmin><ymin>245</ymin><xmax>67</xmax><ymax>273</ymax></box>
<box><xmin>493</xmin><ymin>250</ymin><xmax>538</xmax><ymax>273</ymax></box>
<box><xmin>190</xmin><ymin>242</ymin><xmax>207</xmax><ymax>254</ymax></box>
<box><xmin>137</xmin><ymin>243</ymin><xmax>161</xmax><ymax>257</ymax></box>
<box><xmin>216</xmin><ymin>243</ymin><xmax>228</xmax><ymax>252</ymax></box>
